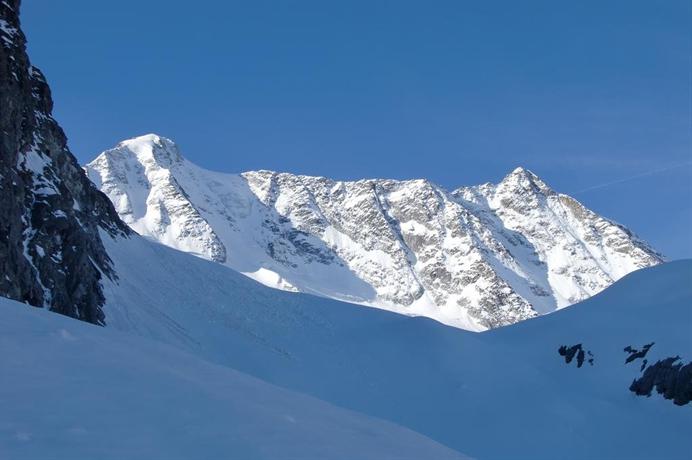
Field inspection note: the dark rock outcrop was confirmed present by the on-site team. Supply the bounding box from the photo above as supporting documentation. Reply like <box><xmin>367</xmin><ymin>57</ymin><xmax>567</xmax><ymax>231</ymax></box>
<box><xmin>0</xmin><ymin>0</ymin><xmax>129</xmax><ymax>324</ymax></box>
<box><xmin>558</xmin><ymin>343</ymin><xmax>593</xmax><ymax>368</ymax></box>
<box><xmin>624</xmin><ymin>343</ymin><xmax>655</xmax><ymax>364</ymax></box>
<box><xmin>630</xmin><ymin>357</ymin><xmax>692</xmax><ymax>406</ymax></box>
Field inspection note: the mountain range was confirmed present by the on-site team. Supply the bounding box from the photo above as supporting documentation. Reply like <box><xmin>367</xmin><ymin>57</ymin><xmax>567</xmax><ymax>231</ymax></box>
<box><xmin>1</xmin><ymin>1</ymin><xmax>689</xmax><ymax>459</ymax></box>
<box><xmin>85</xmin><ymin>134</ymin><xmax>663</xmax><ymax>330</ymax></box>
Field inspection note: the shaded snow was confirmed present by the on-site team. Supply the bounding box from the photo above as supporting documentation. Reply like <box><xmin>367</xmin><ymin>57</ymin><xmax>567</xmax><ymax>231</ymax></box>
<box><xmin>0</xmin><ymin>299</ymin><xmax>469</xmax><ymax>460</ymax></box>
<box><xmin>94</xmin><ymin>229</ymin><xmax>691</xmax><ymax>460</ymax></box>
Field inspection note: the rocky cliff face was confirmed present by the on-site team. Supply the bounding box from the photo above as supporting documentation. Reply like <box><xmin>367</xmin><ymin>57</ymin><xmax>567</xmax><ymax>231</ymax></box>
<box><xmin>86</xmin><ymin>134</ymin><xmax>664</xmax><ymax>330</ymax></box>
<box><xmin>0</xmin><ymin>1</ymin><xmax>130</xmax><ymax>324</ymax></box>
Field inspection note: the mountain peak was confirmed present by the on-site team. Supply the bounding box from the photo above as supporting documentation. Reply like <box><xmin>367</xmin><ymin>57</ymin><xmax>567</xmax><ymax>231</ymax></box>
<box><xmin>505</xmin><ymin>166</ymin><xmax>541</xmax><ymax>181</ymax></box>
<box><xmin>120</xmin><ymin>133</ymin><xmax>168</xmax><ymax>146</ymax></box>
<box><xmin>499</xmin><ymin>166</ymin><xmax>552</xmax><ymax>195</ymax></box>
<box><xmin>511</xmin><ymin>165</ymin><xmax>529</xmax><ymax>174</ymax></box>
<box><xmin>112</xmin><ymin>133</ymin><xmax>184</xmax><ymax>168</ymax></box>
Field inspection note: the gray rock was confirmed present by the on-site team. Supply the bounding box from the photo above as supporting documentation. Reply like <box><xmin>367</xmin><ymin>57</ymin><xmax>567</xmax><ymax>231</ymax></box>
<box><xmin>624</xmin><ymin>342</ymin><xmax>655</xmax><ymax>364</ymax></box>
<box><xmin>630</xmin><ymin>356</ymin><xmax>692</xmax><ymax>406</ymax></box>
<box><xmin>0</xmin><ymin>0</ymin><xmax>129</xmax><ymax>324</ymax></box>
<box><xmin>558</xmin><ymin>343</ymin><xmax>591</xmax><ymax>368</ymax></box>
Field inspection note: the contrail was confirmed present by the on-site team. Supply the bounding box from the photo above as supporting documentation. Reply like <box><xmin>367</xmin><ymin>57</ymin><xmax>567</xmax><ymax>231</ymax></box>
<box><xmin>572</xmin><ymin>160</ymin><xmax>692</xmax><ymax>195</ymax></box>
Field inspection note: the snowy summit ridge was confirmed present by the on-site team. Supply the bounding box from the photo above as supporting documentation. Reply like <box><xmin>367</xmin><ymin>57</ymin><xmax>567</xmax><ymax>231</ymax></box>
<box><xmin>85</xmin><ymin>134</ymin><xmax>664</xmax><ymax>330</ymax></box>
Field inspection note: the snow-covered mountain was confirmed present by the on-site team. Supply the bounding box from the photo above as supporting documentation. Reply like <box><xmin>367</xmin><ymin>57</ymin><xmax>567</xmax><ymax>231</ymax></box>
<box><xmin>86</xmin><ymin>134</ymin><xmax>663</xmax><ymax>330</ymax></box>
<box><xmin>4</xmin><ymin>228</ymin><xmax>690</xmax><ymax>459</ymax></box>
<box><xmin>1</xmin><ymin>3</ymin><xmax>690</xmax><ymax>458</ymax></box>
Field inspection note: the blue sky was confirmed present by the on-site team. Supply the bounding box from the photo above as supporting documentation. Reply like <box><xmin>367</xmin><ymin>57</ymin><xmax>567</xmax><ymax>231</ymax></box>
<box><xmin>22</xmin><ymin>1</ymin><xmax>691</xmax><ymax>258</ymax></box>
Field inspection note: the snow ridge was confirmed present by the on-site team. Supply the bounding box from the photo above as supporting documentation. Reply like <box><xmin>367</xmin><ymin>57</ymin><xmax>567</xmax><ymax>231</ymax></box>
<box><xmin>85</xmin><ymin>135</ymin><xmax>664</xmax><ymax>330</ymax></box>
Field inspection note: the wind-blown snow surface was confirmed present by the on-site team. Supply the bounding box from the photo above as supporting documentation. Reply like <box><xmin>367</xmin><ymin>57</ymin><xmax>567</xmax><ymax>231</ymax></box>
<box><xmin>94</xmin><ymin>231</ymin><xmax>691</xmax><ymax>460</ymax></box>
<box><xmin>0</xmin><ymin>298</ymin><xmax>469</xmax><ymax>460</ymax></box>
<box><xmin>85</xmin><ymin>134</ymin><xmax>663</xmax><ymax>330</ymax></box>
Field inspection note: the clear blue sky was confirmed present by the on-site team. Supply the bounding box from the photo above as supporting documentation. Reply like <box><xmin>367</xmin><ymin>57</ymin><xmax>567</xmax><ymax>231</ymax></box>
<box><xmin>22</xmin><ymin>1</ymin><xmax>692</xmax><ymax>259</ymax></box>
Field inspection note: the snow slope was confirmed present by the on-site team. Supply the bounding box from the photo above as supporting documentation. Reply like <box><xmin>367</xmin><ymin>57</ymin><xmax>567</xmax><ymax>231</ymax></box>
<box><xmin>85</xmin><ymin>134</ymin><xmax>663</xmax><ymax>330</ymax></box>
<box><xmin>95</xmin><ymin>230</ymin><xmax>691</xmax><ymax>460</ymax></box>
<box><xmin>0</xmin><ymin>297</ymin><xmax>469</xmax><ymax>460</ymax></box>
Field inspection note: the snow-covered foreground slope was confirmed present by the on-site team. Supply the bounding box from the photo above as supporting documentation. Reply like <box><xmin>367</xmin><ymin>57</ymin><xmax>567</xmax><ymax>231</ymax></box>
<box><xmin>96</xmin><ymin>232</ymin><xmax>691</xmax><ymax>460</ymax></box>
<box><xmin>85</xmin><ymin>134</ymin><xmax>663</xmax><ymax>330</ymax></box>
<box><xmin>0</xmin><ymin>297</ymin><xmax>469</xmax><ymax>460</ymax></box>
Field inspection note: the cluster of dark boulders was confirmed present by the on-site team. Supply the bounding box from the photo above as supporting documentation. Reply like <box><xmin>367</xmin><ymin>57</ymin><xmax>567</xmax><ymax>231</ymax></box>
<box><xmin>558</xmin><ymin>343</ymin><xmax>594</xmax><ymax>368</ymax></box>
<box><xmin>556</xmin><ymin>341</ymin><xmax>691</xmax><ymax>406</ymax></box>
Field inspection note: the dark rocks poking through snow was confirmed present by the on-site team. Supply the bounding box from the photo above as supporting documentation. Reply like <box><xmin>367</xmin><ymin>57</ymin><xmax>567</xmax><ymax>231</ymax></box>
<box><xmin>629</xmin><ymin>357</ymin><xmax>692</xmax><ymax>406</ymax></box>
<box><xmin>558</xmin><ymin>344</ymin><xmax>594</xmax><ymax>368</ymax></box>
<box><xmin>624</xmin><ymin>342</ymin><xmax>655</xmax><ymax>364</ymax></box>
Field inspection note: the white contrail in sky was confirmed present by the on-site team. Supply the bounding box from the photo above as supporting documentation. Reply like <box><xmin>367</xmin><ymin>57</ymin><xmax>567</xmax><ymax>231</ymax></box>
<box><xmin>572</xmin><ymin>160</ymin><xmax>692</xmax><ymax>195</ymax></box>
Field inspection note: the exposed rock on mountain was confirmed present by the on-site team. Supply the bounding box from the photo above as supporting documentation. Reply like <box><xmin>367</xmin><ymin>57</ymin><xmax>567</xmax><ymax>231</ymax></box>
<box><xmin>624</xmin><ymin>342</ymin><xmax>655</xmax><ymax>364</ymax></box>
<box><xmin>630</xmin><ymin>356</ymin><xmax>692</xmax><ymax>406</ymax></box>
<box><xmin>85</xmin><ymin>134</ymin><xmax>663</xmax><ymax>330</ymax></box>
<box><xmin>0</xmin><ymin>0</ymin><xmax>129</xmax><ymax>324</ymax></box>
<box><xmin>558</xmin><ymin>343</ymin><xmax>593</xmax><ymax>368</ymax></box>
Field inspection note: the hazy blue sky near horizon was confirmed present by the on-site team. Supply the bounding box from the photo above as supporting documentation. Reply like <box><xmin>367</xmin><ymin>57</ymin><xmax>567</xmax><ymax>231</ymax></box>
<box><xmin>21</xmin><ymin>1</ymin><xmax>692</xmax><ymax>258</ymax></box>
